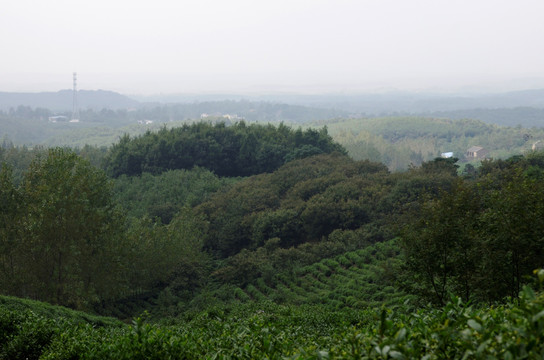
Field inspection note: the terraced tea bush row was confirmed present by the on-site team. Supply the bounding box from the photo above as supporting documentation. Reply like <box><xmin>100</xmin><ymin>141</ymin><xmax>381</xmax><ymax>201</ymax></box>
<box><xmin>232</xmin><ymin>239</ymin><xmax>408</xmax><ymax>309</ymax></box>
<box><xmin>4</xmin><ymin>273</ymin><xmax>544</xmax><ymax>359</ymax></box>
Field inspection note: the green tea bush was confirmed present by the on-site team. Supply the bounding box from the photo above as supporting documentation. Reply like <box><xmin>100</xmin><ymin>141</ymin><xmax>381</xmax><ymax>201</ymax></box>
<box><xmin>234</xmin><ymin>287</ymin><xmax>250</xmax><ymax>302</ymax></box>
<box><xmin>337</xmin><ymin>255</ymin><xmax>352</xmax><ymax>267</ymax></box>
<box><xmin>323</xmin><ymin>259</ymin><xmax>340</xmax><ymax>269</ymax></box>
<box><xmin>0</xmin><ymin>310</ymin><xmax>55</xmax><ymax>360</ymax></box>
<box><xmin>5</xmin><ymin>280</ymin><xmax>544</xmax><ymax>359</ymax></box>
<box><xmin>315</xmin><ymin>262</ymin><xmax>331</xmax><ymax>276</ymax></box>
<box><xmin>256</xmin><ymin>278</ymin><xmax>273</xmax><ymax>295</ymax></box>
<box><xmin>344</xmin><ymin>251</ymin><xmax>361</xmax><ymax>263</ymax></box>
<box><xmin>246</xmin><ymin>284</ymin><xmax>267</xmax><ymax>302</ymax></box>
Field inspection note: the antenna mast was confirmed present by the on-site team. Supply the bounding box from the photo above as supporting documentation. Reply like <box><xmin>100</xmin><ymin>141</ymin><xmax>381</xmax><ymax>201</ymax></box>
<box><xmin>71</xmin><ymin>72</ymin><xmax>80</xmax><ymax>121</ymax></box>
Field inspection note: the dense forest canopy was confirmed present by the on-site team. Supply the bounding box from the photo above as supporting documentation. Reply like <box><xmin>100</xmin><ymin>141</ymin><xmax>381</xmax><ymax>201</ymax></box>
<box><xmin>2</xmin><ymin>117</ymin><xmax>544</xmax><ymax>358</ymax></box>
<box><xmin>103</xmin><ymin>121</ymin><xmax>346</xmax><ymax>177</ymax></box>
<box><xmin>112</xmin><ymin>167</ymin><xmax>237</xmax><ymax>223</ymax></box>
<box><xmin>196</xmin><ymin>153</ymin><xmax>390</xmax><ymax>258</ymax></box>
<box><xmin>2</xmin><ymin>140</ymin><xmax>543</xmax><ymax>310</ymax></box>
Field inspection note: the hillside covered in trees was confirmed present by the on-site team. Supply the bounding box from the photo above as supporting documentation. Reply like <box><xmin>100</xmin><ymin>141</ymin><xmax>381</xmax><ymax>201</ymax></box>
<box><xmin>1</xmin><ymin>120</ymin><xmax>544</xmax><ymax>358</ymax></box>
<box><xmin>318</xmin><ymin>116</ymin><xmax>544</xmax><ymax>171</ymax></box>
<box><xmin>104</xmin><ymin>121</ymin><xmax>345</xmax><ymax>177</ymax></box>
<box><xmin>2</xmin><ymin>98</ymin><xmax>544</xmax><ymax>172</ymax></box>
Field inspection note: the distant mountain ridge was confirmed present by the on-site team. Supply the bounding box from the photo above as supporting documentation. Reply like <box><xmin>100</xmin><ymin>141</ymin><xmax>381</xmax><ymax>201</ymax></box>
<box><xmin>2</xmin><ymin>88</ymin><xmax>544</xmax><ymax>128</ymax></box>
<box><xmin>3</xmin><ymin>88</ymin><xmax>544</xmax><ymax>114</ymax></box>
<box><xmin>0</xmin><ymin>89</ymin><xmax>140</xmax><ymax>111</ymax></box>
<box><xmin>241</xmin><ymin>88</ymin><xmax>544</xmax><ymax>114</ymax></box>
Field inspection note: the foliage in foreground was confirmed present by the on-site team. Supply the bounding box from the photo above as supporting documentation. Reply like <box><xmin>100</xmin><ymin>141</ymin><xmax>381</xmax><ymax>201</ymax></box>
<box><xmin>2</xmin><ymin>271</ymin><xmax>544</xmax><ymax>359</ymax></box>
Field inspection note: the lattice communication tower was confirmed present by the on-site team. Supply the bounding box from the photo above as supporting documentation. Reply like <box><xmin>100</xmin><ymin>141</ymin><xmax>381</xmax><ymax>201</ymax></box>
<box><xmin>71</xmin><ymin>72</ymin><xmax>80</xmax><ymax>121</ymax></box>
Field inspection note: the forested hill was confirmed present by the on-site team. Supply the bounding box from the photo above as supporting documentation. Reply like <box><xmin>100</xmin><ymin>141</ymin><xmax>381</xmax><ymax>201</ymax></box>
<box><xmin>3</xmin><ymin>130</ymin><xmax>544</xmax><ymax>357</ymax></box>
<box><xmin>104</xmin><ymin>121</ymin><xmax>346</xmax><ymax>177</ymax></box>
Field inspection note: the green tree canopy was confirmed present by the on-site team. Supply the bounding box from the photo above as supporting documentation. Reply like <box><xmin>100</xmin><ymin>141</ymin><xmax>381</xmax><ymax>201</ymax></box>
<box><xmin>5</xmin><ymin>148</ymin><xmax>127</xmax><ymax>308</ymax></box>
<box><xmin>400</xmin><ymin>152</ymin><xmax>544</xmax><ymax>303</ymax></box>
<box><xmin>196</xmin><ymin>153</ymin><xmax>390</xmax><ymax>257</ymax></box>
<box><xmin>104</xmin><ymin>122</ymin><xmax>346</xmax><ymax>178</ymax></box>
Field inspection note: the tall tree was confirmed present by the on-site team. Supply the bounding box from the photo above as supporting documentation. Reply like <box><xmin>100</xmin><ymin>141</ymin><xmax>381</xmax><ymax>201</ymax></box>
<box><xmin>401</xmin><ymin>154</ymin><xmax>544</xmax><ymax>303</ymax></box>
<box><xmin>0</xmin><ymin>164</ymin><xmax>22</xmax><ymax>294</ymax></box>
<box><xmin>19</xmin><ymin>148</ymin><xmax>126</xmax><ymax>308</ymax></box>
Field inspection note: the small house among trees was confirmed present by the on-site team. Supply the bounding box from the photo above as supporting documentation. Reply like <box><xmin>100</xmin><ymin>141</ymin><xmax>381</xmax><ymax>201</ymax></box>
<box><xmin>532</xmin><ymin>140</ymin><xmax>544</xmax><ymax>151</ymax></box>
<box><xmin>48</xmin><ymin>115</ymin><xmax>68</xmax><ymax>123</ymax></box>
<box><xmin>466</xmin><ymin>146</ymin><xmax>488</xmax><ymax>159</ymax></box>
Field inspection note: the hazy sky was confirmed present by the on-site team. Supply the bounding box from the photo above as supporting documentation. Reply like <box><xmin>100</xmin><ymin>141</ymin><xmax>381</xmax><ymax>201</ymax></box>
<box><xmin>1</xmin><ymin>0</ymin><xmax>544</xmax><ymax>94</ymax></box>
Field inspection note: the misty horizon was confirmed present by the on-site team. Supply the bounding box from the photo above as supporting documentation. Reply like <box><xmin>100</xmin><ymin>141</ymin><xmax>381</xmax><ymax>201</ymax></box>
<box><xmin>2</xmin><ymin>1</ymin><xmax>544</xmax><ymax>96</ymax></box>
<box><xmin>3</xmin><ymin>73</ymin><xmax>544</xmax><ymax>98</ymax></box>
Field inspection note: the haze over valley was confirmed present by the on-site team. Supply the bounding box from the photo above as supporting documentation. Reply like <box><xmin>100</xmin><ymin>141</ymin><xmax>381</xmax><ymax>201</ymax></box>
<box><xmin>4</xmin><ymin>1</ymin><xmax>544</xmax><ymax>358</ymax></box>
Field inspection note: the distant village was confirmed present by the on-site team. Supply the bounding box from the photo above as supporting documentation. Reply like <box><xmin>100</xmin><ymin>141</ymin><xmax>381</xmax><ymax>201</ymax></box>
<box><xmin>200</xmin><ymin>113</ymin><xmax>244</xmax><ymax>121</ymax></box>
<box><xmin>442</xmin><ymin>140</ymin><xmax>544</xmax><ymax>162</ymax></box>
<box><xmin>48</xmin><ymin>115</ymin><xmax>79</xmax><ymax>123</ymax></box>
<box><xmin>48</xmin><ymin>112</ymin><xmax>244</xmax><ymax>126</ymax></box>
